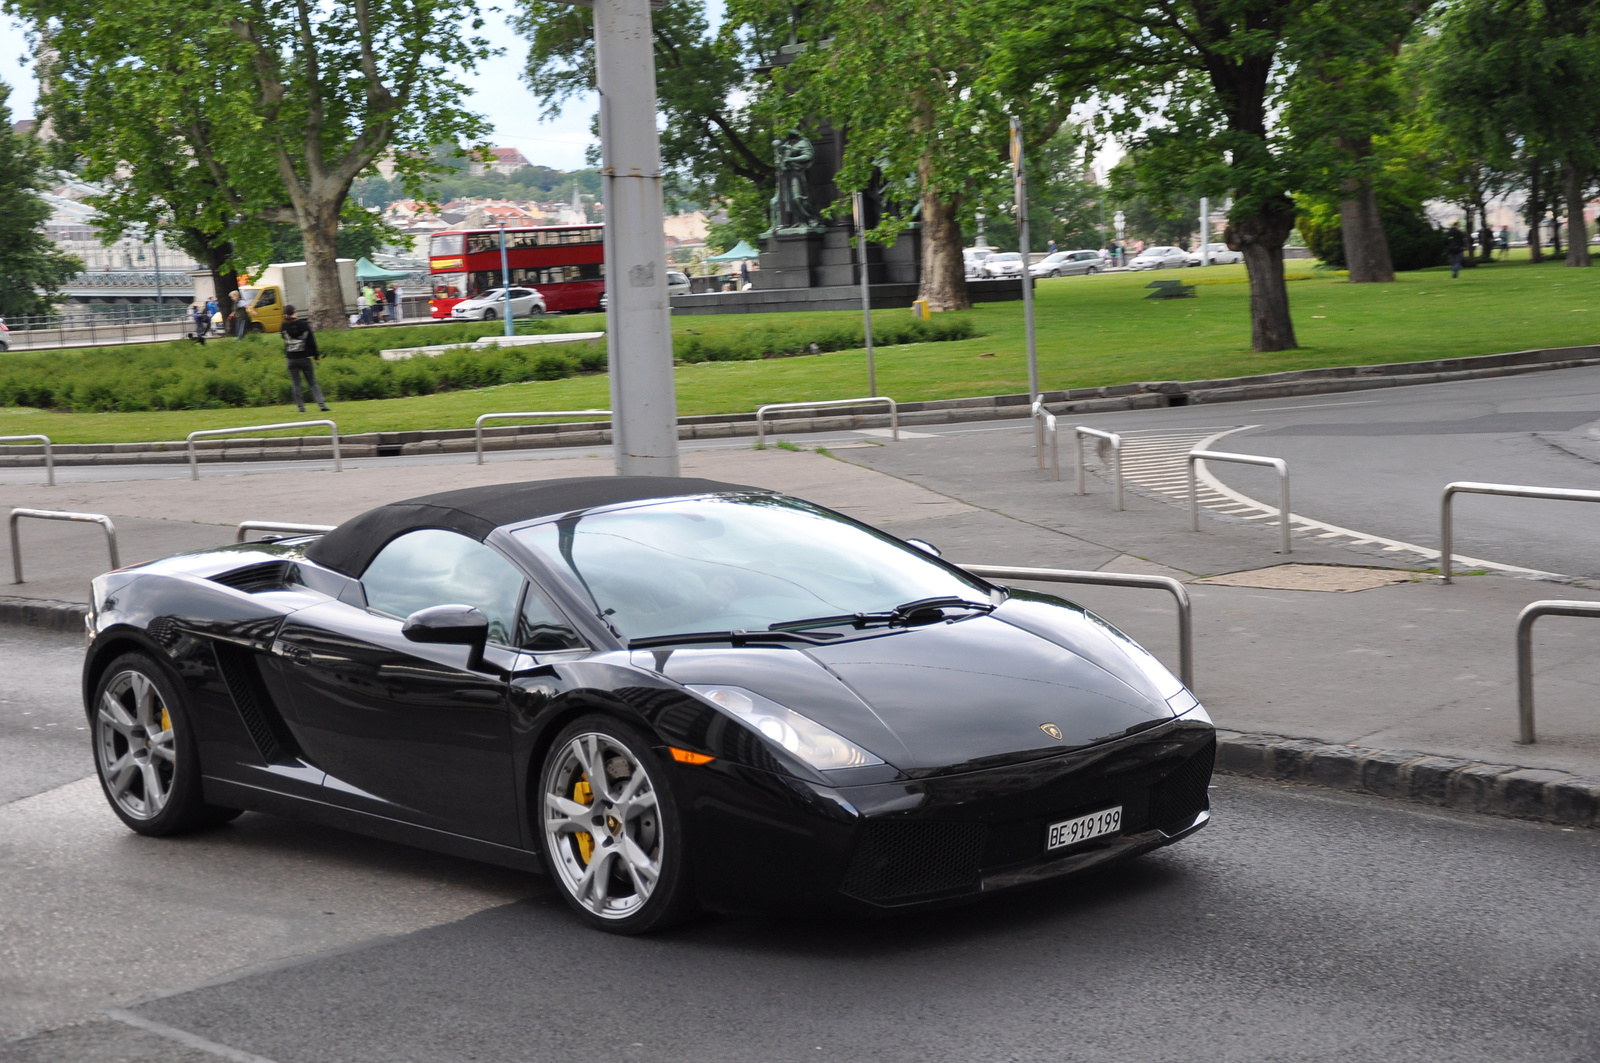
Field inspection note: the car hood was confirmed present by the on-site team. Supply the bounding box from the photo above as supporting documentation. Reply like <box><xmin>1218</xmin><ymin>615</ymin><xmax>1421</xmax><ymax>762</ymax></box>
<box><xmin>647</xmin><ymin>599</ymin><xmax>1178</xmax><ymax>774</ymax></box>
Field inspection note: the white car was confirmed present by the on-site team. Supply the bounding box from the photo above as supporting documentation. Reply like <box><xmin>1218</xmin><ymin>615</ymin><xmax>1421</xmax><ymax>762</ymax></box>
<box><xmin>1031</xmin><ymin>250</ymin><xmax>1104</xmax><ymax>278</ymax></box>
<box><xmin>1186</xmin><ymin>242</ymin><xmax>1243</xmax><ymax>266</ymax></box>
<box><xmin>450</xmin><ymin>287</ymin><xmax>547</xmax><ymax>321</ymax></box>
<box><xmin>981</xmin><ymin>252</ymin><xmax>1025</xmax><ymax>278</ymax></box>
<box><xmin>963</xmin><ymin>247</ymin><xmax>995</xmax><ymax>278</ymax></box>
<box><xmin>601</xmin><ymin>271</ymin><xmax>692</xmax><ymax>310</ymax></box>
<box><xmin>1128</xmin><ymin>246</ymin><xmax>1191</xmax><ymax>270</ymax></box>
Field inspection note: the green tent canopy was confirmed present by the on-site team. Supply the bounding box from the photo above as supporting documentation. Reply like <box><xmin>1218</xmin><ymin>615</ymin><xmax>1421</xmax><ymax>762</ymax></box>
<box><xmin>356</xmin><ymin>256</ymin><xmax>411</xmax><ymax>282</ymax></box>
<box><xmin>706</xmin><ymin>240</ymin><xmax>760</xmax><ymax>262</ymax></box>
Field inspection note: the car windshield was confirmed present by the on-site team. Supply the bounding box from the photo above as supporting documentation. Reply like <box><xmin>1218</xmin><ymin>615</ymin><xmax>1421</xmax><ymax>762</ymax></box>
<box><xmin>479</xmin><ymin>289</ymin><xmax>506</xmax><ymax>301</ymax></box>
<box><xmin>515</xmin><ymin>494</ymin><xmax>991</xmax><ymax>641</ymax></box>
<box><xmin>239</xmin><ymin>287</ymin><xmax>261</xmax><ymax>307</ymax></box>
<box><xmin>990</xmin><ymin>253</ymin><xmax>1021</xmax><ymax>262</ymax></box>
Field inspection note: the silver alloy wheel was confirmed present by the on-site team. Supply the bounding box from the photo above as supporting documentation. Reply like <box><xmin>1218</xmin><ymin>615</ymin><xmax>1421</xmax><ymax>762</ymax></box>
<box><xmin>95</xmin><ymin>669</ymin><xmax>177</xmax><ymax>820</ymax></box>
<box><xmin>542</xmin><ymin>732</ymin><xmax>663</xmax><ymax>920</ymax></box>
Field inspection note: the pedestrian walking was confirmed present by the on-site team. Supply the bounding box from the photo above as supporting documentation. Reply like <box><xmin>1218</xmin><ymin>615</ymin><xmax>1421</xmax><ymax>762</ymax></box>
<box><xmin>739</xmin><ymin>259</ymin><xmax>750</xmax><ymax>289</ymax></box>
<box><xmin>1498</xmin><ymin>226</ymin><xmax>1511</xmax><ymax>258</ymax></box>
<box><xmin>1047</xmin><ymin>238</ymin><xmax>1058</xmax><ymax>255</ymax></box>
<box><xmin>229</xmin><ymin>290</ymin><xmax>250</xmax><ymax>338</ymax></box>
<box><xmin>280</xmin><ymin>306</ymin><xmax>330</xmax><ymax>414</ymax></box>
<box><xmin>1445</xmin><ymin>222</ymin><xmax>1467</xmax><ymax>278</ymax></box>
<box><xmin>190</xmin><ymin>304</ymin><xmax>208</xmax><ymax>345</ymax></box>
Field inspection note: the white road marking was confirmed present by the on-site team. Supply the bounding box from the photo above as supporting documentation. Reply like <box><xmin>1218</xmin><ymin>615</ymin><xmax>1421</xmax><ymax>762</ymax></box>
<box><xmin>1247</xmin><ymin>399</ymin><xmax>1385</xmax><ymax>412</ymax></box>
<box><xmin>108</xmin><ymin>1010</ymin><xmax>282</xmax><ymax>1063</ymax></box>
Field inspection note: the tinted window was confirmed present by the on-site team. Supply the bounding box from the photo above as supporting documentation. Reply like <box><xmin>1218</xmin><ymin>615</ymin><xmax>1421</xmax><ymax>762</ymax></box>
<box><xmin>362</xmin><ymin>529</ymin><xmax>524</xmax><ymax>646</ymax></box>
<box><xmin>516</xmin><ymin>495</ymin><xmax>990</xmax><ymax>640</ymax></box>
<box><xmin>431</xmin><ymin>233</ymin><xmax>464</xmax><ymax>257</ymax></box>
<box><xmin>254</xmin><ymin>288</ymin><xmax>277</xmax><ymax>307</ymax></box>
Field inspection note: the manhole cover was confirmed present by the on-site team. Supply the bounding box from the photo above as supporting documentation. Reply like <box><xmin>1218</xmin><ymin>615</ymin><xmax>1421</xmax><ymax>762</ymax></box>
<box><xmin>1195</xmin><ymin>564</ymin><xmax>1419</xmax><ymax>592</ymax></box>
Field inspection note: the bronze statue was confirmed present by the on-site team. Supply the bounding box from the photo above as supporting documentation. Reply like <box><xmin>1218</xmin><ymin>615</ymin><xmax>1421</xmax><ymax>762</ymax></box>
<box><xmin>767</xmin><ymin>131</ymin><xmax>821</xmax><ymax>234</ymax></box>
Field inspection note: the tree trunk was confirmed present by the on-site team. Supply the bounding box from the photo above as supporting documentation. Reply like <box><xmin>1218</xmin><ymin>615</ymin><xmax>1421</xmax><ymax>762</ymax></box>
<box><xmin>301</xmin><ymin>204</ymin><xmax>347</xmax><ymax>332</ymax></box>
<box><xmin>917</xmin><ymin>188</ymin><xmax>970</xmax><ymax>311</ymax></box>
<box><xmin>1527</xmin><ymin>162</ymin><xmax>1543</xmax><ymax>263</ymax></box>
<box><xmin>1226</xmin><ymin>197</ymin><xmax>1298</xmax><ymax>352</ymax></box>
<box><xmin>1566</xmin><ymin>157</ymin><xmax>1590</xmax><ymax>267</ymax></box>
<box><xmin>1550</xmin><ymin>167</ymin><xmax>1563</xmax><ymax>258</ymax></box>
<box><xmin>1337</xmin><ymin>138</ymin><xmax>1394</xmax><ymax>283</ymax></box>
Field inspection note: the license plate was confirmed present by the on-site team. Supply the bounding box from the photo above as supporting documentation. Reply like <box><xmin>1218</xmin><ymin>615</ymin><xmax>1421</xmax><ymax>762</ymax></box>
<box><xmin>1046</xmin><ymin>806</ymin><xmax>1122</xmax><ymax>851</ymax></box>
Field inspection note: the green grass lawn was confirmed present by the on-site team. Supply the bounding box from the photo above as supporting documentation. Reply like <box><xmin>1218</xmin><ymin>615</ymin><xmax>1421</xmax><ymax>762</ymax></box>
<box><xmin>3</xmin><ymin>255</ymin><xmax>1597</xmax><ymax>444</ymax></box>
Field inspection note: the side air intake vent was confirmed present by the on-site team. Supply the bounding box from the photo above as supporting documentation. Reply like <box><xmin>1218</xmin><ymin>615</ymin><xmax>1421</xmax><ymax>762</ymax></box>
<box><xmin>212</xmin><ymin>562</ymin><xmax>296</xmax><ymax>594</ymax></box>
<box><xmin>842</xmin><ymin>822</ymin><xmax>988</xmax><ymax>902</ymax></box>
<box><xmin>212</xmin><ymin>642</ymin><xmax>299</xmax><ymax>763</ymax></box>
<box><xmin>1149</xmin><ymin>735</ymin><xmax>1216</xmax><ymax>834</ymax></box>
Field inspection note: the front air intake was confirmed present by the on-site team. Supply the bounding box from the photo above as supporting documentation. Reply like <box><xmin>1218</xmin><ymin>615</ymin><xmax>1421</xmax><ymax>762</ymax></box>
<box><xmin>841</xmin><ymin>822</ymin><xmax>988</xmax><ymax>902</ymax></box>
<box><xmin>1149</xmin><ymin>735</ymin><xmax>1216</xmax><ymax>834</ymax></box>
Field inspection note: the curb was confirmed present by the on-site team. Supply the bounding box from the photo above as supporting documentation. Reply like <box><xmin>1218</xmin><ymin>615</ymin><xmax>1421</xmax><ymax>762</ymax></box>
<box><xmin>4</xmin><ymin>344</ymin><xmax>1600</xmax><ymax>468</ymax></box>
<box><xmin>1216</xmin><ymin>729</ymin><xmax>1600</xmax><ymax>829</ymax></box>
<box><xmin>0</xmin><ymin>595</ymin><xmax>87</xmax><ymax>632</ymax></box>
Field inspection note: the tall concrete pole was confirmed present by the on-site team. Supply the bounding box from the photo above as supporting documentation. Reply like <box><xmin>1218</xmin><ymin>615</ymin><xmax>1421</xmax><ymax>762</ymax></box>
<box><xmin>1200</xmin><ymin>197</ymin><xmax>1210</xmax><ymax>266</ymax></box>
<box><xmin>595</xmin><ymin>0</ymin><xmax>680</xmax><ymax>476</ymax></box>
<box><xmin>853</xmin><ymin>191</ymin><xmax>876</xmax><ymax>396</ymax></box>
<box><xmin>498</xmin><ymin>218</ymin><xmax>514</xmax><ymax>337</ymax></box>
<box><xmin>1011</xmin><ymin>117</ymin><xmax>1038</xmax><ymax>401</ymax></box>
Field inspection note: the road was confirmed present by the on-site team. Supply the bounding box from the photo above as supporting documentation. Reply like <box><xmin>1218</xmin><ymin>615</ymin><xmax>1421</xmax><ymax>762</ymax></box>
<box><xmin>4</xmin><ymin>628</ymin><xmax>1600</xmax><ymax>1063</ymax></box>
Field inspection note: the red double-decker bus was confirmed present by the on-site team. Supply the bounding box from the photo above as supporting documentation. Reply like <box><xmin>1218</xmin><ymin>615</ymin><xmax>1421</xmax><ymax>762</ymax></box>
<box><xmin>427</xmin><ymin>224</ymin><xmax>604</xmax><ymax>317</ymax></box>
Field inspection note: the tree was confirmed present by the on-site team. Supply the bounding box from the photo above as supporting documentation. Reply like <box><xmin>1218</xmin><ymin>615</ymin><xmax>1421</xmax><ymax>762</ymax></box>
<box><xmin>0</xmin><ymin>85</ymin><xmax>80</xmax><ymax>316</ymax></box>
<box><xmin>518</xmin><ymin>0</ymin><xmax>784</xmax><ymax>241</ymax></box>
<box><xmin>736</xmin><ymin>0</ymin><xmax>1071</xmax><ymax>312</ymax></box>
<box><xmin>1004</xmin><ymin>0</ymin><xmax>1316</xmax><ymax>351</ymax></box>
<box><xmin>1281</xmin><ymin>0</ymin><xmax>1436</xmax><ymax>282</ymax></box>
<box><xmin>982</xmin><ymin>125</ymin><xmax>1107</xmax><ymax>252</ymax></box>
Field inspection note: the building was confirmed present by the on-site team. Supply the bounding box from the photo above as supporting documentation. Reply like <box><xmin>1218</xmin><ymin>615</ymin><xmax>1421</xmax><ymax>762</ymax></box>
<box><xmin>663</xmin><ymin>210</ymin><xmax>709</xmax><ymax>247</ymax></box>
<box><xmin>467</xmin><ymin>147</ymin><xmax>532</xmax><ymax>177</ymax></box>
<box><xmin>43</xmin><ymin>174</ymin><xmax>200</xmax><ymax>315</ymax></box>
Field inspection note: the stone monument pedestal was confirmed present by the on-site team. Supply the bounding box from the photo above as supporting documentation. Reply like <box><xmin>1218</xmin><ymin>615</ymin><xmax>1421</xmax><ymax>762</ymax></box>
<box><xmin>753</xmin><ymin>231</ymin><xmax>824</xmax><ymax>290</ymax></box>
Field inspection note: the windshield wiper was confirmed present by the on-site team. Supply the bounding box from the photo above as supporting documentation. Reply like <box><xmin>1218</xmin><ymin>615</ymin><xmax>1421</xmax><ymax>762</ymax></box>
<box><xmin>627</xmin><ymin>629</ymin><xmax>835</xmax><ymax>649</ymax></box>
<box><xmin>769</xmin><ymin>596</ymin><xmax>994</xmax><ymax>633</ymax></box>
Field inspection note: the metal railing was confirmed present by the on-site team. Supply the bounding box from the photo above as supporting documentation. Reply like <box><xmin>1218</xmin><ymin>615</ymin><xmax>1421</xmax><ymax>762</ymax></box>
<box><xmin>1188</xmin><ymin>449</ymin><xmax>1292</xmax><ymax>555</ymax></box>
<box><xmin>0</xmin><ymin>435</ymin><xmax>53</xmax><ymax>486</ymax></box>
<box><xmin>187</xmin><ymin>420</ymin><xmax>340</xmax><ymax>480</ymax></box>
<box><xmin>1037</xmin><ymin>408</ymin><xmax>1060</xmax><ymax>480</ymax></box>
<box><xmin>10</xmin><ymin>508</ymin><xmax>118</xmax><ymax>583</ymax></box>
<box><xmin>236</xmin><ymin>520</ymin><xmax>336</xmax><ymax>543</ymax></box>
<box><xmin>1514</xmin><ymin>600</ymin><xmax>1600</xmax><ymax>743</ymax></box>
<box><xmin>1441</xmin><ymin>481</ymin><xmax>1600</xmax><ymax>583</ymax></box>
<box><xmin>756</xmin><ymin>396</ymin><xmax>898</xmax><ymax>446</ymax></box>
<box><xmin>474</xmin><ymin>410</ymin><xmax>612</xmax><ymax>465</ymax></box>
<box><xmin>1031</xmin><ymin>395</ymin><xmax>1052</xmax><ymax>474</ymax></box>
<box><xmin>960</xmin><ymin>563</ymin><xmax>1193</xmax><ymax>690</ymax></box>
<box><xmin>1075</xmin><ymin>427</ymin><xmax>1123</xmax><ymax>509</ymax></box>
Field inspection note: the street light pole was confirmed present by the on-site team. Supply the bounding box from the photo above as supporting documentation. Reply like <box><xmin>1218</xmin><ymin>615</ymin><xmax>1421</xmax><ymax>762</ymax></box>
<box><xmin>853</xmin><ymin>191</ymin><xmax>876</xmax><ymax>396</ymax></box>
<box><xmin>498</xmin><ymin>218</ymin><xmax>513</xmax><ymax>338</ymax></box>
<box><xmin>152</xmin><ymin>230</ymin><xmax>163</xmax><ymax>315</ymax></box>
<box><xmin>1010</xmin><ymin>117</ymin><xmax>1038</xmax><ymax>401</ymax></box>
<box><xmin>595</xmin><ymin>0</ymin><xmax>679</xmax><ymax>476</ymax></box>
<box><xmin>1199</xmin><ymin>197</ymin><xmax>1209</xmax><ymax>267</ymax></box>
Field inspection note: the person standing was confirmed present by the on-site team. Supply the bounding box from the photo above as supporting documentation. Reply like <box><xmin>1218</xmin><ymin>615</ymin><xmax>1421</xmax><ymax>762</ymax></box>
<box><xmin>1498</xmin><ymin>226</ymin><xmax>1511</xmax><ymax>258</ymax></box>
<box><xmin>387</xmin><ymin>284</ymin><xmax>402</xmax><ymax>322</ymax></box>
<box><xmin>280</xmin><ymin>306</ymin><xmax>330</xmax><ymax>413</ymax></box>
<box><xmin>739</xmin><ymin>258</ymin><xmax>750</xmax><ymax>289</ymax></box>
<box><xmin>358</xmin><ymin>284</ymin><xmax>374</xmax><ymax>324</ymax></box>
<box><xmin>190</xmin><ymin>304</ymin><xmax>208</xmax><ymax>344</ymax></box>
<box><xmin>1445</xmin><ymin>222</ymin><xmax>1467</xmax><ymax>278</ymax></box>
<box><xmin>229</xmin><ymin>290</ymin><xmax>250</xmax><ymax>338</ymax></box>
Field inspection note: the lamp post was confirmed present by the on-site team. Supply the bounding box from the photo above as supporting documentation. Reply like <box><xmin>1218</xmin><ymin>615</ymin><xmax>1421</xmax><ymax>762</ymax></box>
<box><xmin>1199</xmin><ymin>197</ymin><xmax>1209</xmax><ymax>267</ymax></box>
<box><xmin>853</xmin><ymin>191</ymin><xmax>876</xmax><ymax>396</ymax></box>
<box><xmin>498</xmin><ymin>218</ymin><xmax>513</xmax><ymax>338</ymax></box>
<box><xmin>152</xmin><ymin>230</ymin><xmax>164</xmax><ymax>318</ymax></box>
<box><xmin>1010</xmin><ymin>117</ymin><xmax>1038</xmax><ymax>402</ymax></box>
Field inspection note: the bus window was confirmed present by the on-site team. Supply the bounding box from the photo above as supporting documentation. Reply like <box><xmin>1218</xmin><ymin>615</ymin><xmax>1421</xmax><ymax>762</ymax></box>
<box><xmin>430</xmin><ymin>233</ymin><xmax>464</xmax><ymax>257</ymax></box>
<box><xmin>431</xmin><ymin>273</ymin><xmax>465</xmax><ymax>298</ymax></box>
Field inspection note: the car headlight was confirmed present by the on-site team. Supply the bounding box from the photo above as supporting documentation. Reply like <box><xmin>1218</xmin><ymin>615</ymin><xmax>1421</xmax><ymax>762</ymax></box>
<box><xmin>687</xmin><ymin>685</ymin><xmax>884</xmax><ymax>771</ymax></box>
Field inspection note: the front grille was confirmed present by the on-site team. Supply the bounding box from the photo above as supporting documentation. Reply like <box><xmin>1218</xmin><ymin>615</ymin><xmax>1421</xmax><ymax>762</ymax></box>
<box><xmin>1149</xmin><ymin>735</ymin><xmax>1215</xmax><ymax>834</ymax></box>
<box><xmin>841</xmin><ymin>822</ymin><xmax>987</xmax><ymax>902</ymax></box>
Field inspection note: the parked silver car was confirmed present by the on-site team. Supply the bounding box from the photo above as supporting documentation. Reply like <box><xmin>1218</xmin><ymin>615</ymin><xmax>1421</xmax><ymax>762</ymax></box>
<box><xmin>1186</xmin><ymin>243</ymin><xmax>1244</xmax><ymax>266</ymax></box>
<box><xmin>981</xmin><ymin>252</ymin><xmax>1026</xmax><ymax>278</ymax></box>
<box><xmin>963</xmin><ymin>247</ymin><xmax>996</xmax><ymax>278</ymax></box>
<box><xmin>1031</xmin><ymin>250</ymin><xmax>1104</xmax><ymax>278</ymax></box>
<box><xmin>1128</xmin><ymin>246</ymin><xmax>1191</xmax><ymax>270</ymax></box>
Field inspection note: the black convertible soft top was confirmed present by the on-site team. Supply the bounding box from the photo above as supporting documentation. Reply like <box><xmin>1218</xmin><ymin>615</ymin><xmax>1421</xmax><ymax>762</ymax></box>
<box><xmin>304</xmin><ymin>475</ymin><xmax>753</xmax><ymax>577</ymax></box>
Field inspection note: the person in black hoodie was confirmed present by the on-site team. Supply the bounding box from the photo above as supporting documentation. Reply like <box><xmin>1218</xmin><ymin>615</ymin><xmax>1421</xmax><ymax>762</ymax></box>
<box><xmin>281</xmin><ymin>306</ymin><xmax>330</xmax><ymax>413</ymax></box>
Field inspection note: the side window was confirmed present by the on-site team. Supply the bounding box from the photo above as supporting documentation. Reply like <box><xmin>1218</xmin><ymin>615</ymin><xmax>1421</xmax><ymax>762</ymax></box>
<box><xmin>255</xmin><ymin>288</ymin><xmax>277</xmax><ymax>307</ymax></box>
<box><xmin>517</xmin><ymin>584</ymin><xmax>586</xmax><ymax>652</ymax></box>
<box><xmin>361</xmin><ymin>529</ymin><xmax>524</xmax><ymax>646</ymax></box>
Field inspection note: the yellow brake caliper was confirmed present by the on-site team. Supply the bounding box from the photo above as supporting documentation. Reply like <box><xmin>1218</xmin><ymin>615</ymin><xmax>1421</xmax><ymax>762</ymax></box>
<box><xmin>160</xmin><ymin>707</ymin><xmax>173</xmax><ymax>734</ymax></box>
<box><xmin>573</xmin><ymin>775</ymin><xmax>595</xmax><ymax>865</ymax></box>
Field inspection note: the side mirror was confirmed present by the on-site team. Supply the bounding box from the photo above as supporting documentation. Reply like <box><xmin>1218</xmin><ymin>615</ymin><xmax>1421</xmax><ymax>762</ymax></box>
<box><xmin>403</xmin><ymin>604</ymin><xmax>490</xmax><ymax>671</ymax></box>
<box><xmin>905</xmin><ymin>539</ymin><xmax>942</xmax><ymax>558</ymax></box>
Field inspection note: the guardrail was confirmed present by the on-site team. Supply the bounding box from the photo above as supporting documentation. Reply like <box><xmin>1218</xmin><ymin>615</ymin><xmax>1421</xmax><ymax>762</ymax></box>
<box><xmin>474</xmin><ymin>409</ymin><xmax>612</xmax><ymax>465</ymax></box>
<box><xmin>1441</xmin><ymin>481</ymin><xmax>1600</xmax><ymax>583</ymax></box>
<box><xmin>187</xmin><ymin>420</ymin><xmax>340</xmax><ymax>480</ymax></box>
<box><xmin>1031</xmin><ymin>395</ymin><xmax>1051</xmax><ymax>474</ymax></box>
<box><xmin>1188</xmin><ymin>449</ymin><xmax>1292</xmax><ymax>555</ymax></box>
<box><xmin>10</xmin><ymin>508</ymin><xmax>118</xmax><ymax>583</ymax></box>
<box><xmin>755</xmin><ymin>397</ymin><xmax>898</xmax><ymax>447</ymax></box>
<box><xmin>236</xmin><ymin>520</ymin><xmax>337</xmax><ymax>543</ymax></box>
<box><xmin>1514</xmin><ymin>599</ymin><xmax>1600</xmax><ymax>743</ymax></box>
<box><xmin>1075</xmin><ymin>427</ymin><xmax>1123</xmax><ymax>509</ymax></box>
<box><xmin>960</xmin><ymin>563</ymin><xmax>1193</xmax><ymax>690</ymax></box>
<box><xmin>0</xmin><ymin>435</ymin><xmax>53</xmax><ymax>486</ymax></box>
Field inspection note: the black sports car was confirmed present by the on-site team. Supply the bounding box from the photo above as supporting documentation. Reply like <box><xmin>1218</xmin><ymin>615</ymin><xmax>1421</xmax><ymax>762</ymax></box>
<box><xmin>84</xmin><ymin>477</ymin><xmax>1214</xmax><ymax>933</ymax></box>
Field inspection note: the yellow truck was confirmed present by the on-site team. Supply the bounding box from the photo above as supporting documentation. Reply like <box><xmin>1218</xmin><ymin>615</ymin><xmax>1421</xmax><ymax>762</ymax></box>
<box><xmin>238</xmin><ymin>259</ymin><xmax>360</xmax><ymax>333</ymax></box>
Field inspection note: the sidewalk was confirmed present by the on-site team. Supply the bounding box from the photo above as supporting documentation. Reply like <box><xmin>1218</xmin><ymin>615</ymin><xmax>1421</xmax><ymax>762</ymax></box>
<box><xmin>5</xmin><ymin>441</ymin><xmax>1598</xmax><ymax>823</ymax></box>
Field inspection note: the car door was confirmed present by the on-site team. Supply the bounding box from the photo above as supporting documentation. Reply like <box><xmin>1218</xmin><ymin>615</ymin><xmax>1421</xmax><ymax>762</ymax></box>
<box><xmin>270</xmin><ymin>529</ymin><xmax>529</xmax><ymax>845</ymax></box>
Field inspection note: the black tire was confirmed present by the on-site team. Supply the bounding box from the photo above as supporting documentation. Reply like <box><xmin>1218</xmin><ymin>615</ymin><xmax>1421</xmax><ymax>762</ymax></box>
<box><xmin>537</xmin><ymin>714</ymin><xmax>697</xmax><ymax>934</ymax></box>
<box><xmin>249</xmin><ymin>322</ymin><xmax>265</xmax><ymax>334</ymax></box>
<box><xmin>483</xmin><ymin>309</ymin><xmax>497</xmax><ymax>321</ymax></box>
<box><xmin>91</xmin><ymin>652</ymin><xmax>241</xmax><ymax>836</ymax></box>
<box><xmin>1086</xmin><ymin>266</ymin><xmax>1099</xmax><ymax>275</ymax></box>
